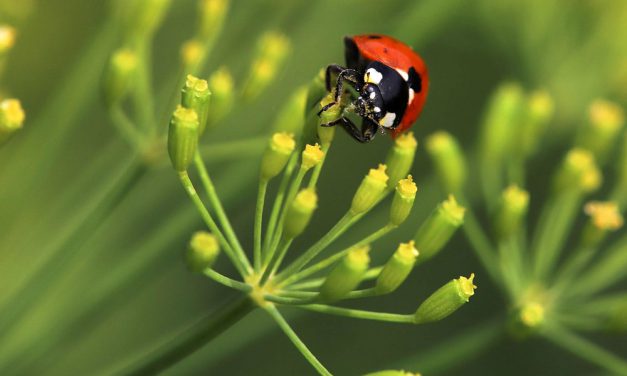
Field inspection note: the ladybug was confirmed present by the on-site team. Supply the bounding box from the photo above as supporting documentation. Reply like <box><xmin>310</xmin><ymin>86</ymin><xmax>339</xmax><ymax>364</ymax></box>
<box><xmin>319</xmin><ymin>34</ymin><xmax>429</xmax><ymax>143</ymax></box>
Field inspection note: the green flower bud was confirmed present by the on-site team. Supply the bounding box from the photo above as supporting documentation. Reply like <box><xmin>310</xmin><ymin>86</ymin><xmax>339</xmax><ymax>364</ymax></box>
<box><xmin>207</xmin><ymin>67</ymin><xmax>234</xmax><ymax>125</ymax></box>
<box><xmin>494</xmin><ymin>184</ymin><xmax>529</xmax><ymax>240</ymax></box>
<box><xmin>0</xmin><ymin>25</ymin><xmax>16</xmax><ymax>55</ymax></box>
<box><xmin>375</xmin><ymin>241</ymin><xmax>419</xmax><ymax>294</ymax></box>
<box><xmin>364</xmin><ymin>371</ymin><xmax>420</xmax><ymax>376</ymax></box>
<box><xmin>581</xmin><ymin>201</ymin><xmax>624</xmax><ymax>247</ymax></box>
<box><xmin>242</xmin><ymin>32</ymin><xmax>290</xmax><ymax>101</ymax></box>
<box><xmin>198</xmin><ymin>0</ymin><xmax>228</xmax><ymax>40</ymax></box>
<box><xmin>168</xmin><ymin>106</ymin><xmax>199</xmax><ymax>172</ymax></box>
<box><xmin>389</xmin><ymin>176</ymin><xmax>417</xmax><ymax>226</ymax></box>
<box><xmin>351</xmin><ymin>164</ymin><xmax>389</xmax><ymax>215</ymax></box>
<box><xmin>180</xmin><ymin>39</ymin><xmax>205</xmax><ymax>71</ymax></box>
<box><xmin>520</xmin><ymin>90</ymin><xmax>554</xmax><ymax>157</ymax></box>
<box><xmin>301</xmin><ymin>143</ymin><xmax>324</xmax><ymax>171</ymax></box>
<box><xmin>102</xmin><ymin>48</ymin><xmax>137</xmax><ymax>107</ymax></box>
<box><xmin>480</xmin><ymin>83</ymin><xmax>525</xmax><ymax>161</ymax></box>
<box><xmin>272</xmin><ymin>86</ymin><xmax>308</xmax><ymax>137</ymax></box>
<box><xmin>125</xmin><ymin>0</ymin><xmax>172</xmax><ymax>40</ymax></box>
<box><xmin>517</xmin><ymin>301</ymin><xmax>545</xmax><ymax>329</ymax></box>
<box><xmin>260</xmin><ymin>132</ymin><xmax>296</xmax><ymax>181</ymax></box>
<box><xmin>181</xmin><ymin>75</ymin><xmax>211</xmax><ymax>136</ymax></box>
<box><xmin>554</xmin><ymin>148</ymin><xmax>602</xmax><ymax>194</ymax></box>
<box><xmin>317</xmin><ymin>92</ymin><xmax>340</xmax><ymax>146</ymax></box>
<box><xmin>186</xmin><ymin>231</ymin><xmax>220</xmax><ymax>272</ymax></box>
<box><xmin>385</xmin><ymin>132</ymin><xmax>418</xmax><ymax>189</ymax></box>
<box><xmin>576</xmin><ymin>100</ymin><xmax>624</xmax><ymax>164</ymax></box>
<box><xmin>319</xmin><ymin>246</ymin><xmax>370</xmax><ymax>302</ymax></box>
<box><xmin>284</xmin><ymin>188</ymin><xmax>318</xmax><ymax>239</ymax></box>
<box><xmin>426</xmin><ymin>131</ymin><xmax>466</xmax><ymax>194</ymax></box>
<box><xmin>0</xmin><ymin>99</ymin><xmax>25</xmax><ymax>144</ymax></box>
<box><xmin>414</xmin><ymin>274</ymin><xmax>476</xmax><ymax>323</ymax></box>
<box><xmin>413</xmin><ymin>195</ymin><xmax>465</xmax><ymax>263</ymax></box>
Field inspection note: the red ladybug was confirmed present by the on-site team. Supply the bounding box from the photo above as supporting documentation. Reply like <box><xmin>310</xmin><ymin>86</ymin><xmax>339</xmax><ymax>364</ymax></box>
<box><xmin>319</xmin><ymin>34</ymin><xmax>429</xmax><ymax>143</ymax></box>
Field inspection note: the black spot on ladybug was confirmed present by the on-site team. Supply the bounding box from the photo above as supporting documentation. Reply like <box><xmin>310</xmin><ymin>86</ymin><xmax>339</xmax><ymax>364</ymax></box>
<box><xmin>408</xmin><ymin>67</ymin><xmax>422</xmax><ymax>93</ymax></box>
<box><xmin>367</xmin><ymin>35</ymin><xmax>382</xmax><ymax>39</ymax></box>
<box><xmin>383</xmin><ymin>48</ymin><xmax>388</xmax><ymax>53</ymax></box>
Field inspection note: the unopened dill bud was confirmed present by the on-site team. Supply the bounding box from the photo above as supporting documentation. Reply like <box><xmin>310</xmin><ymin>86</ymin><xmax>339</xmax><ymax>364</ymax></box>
<box><xmin>0</xmin><ymin>25</ymin><xmax>16</xmax><ymax>55</ymax></box>
<box><xmin>413</xmin><ymin>195</ymin><xmax>465</xmax><ymax>263</ymax></box>
<box><xmin>319</xmin><ymin>246</ymin><xmax>370</xmax><ymax>302</ymax></box>
<box><xmin>494</xmin><ymin>184</ymin><xmax>529</xmax><ymax>239</ymax></box>
<box><xmin>581</xmin><ymin>201</ymin><xmax>624</xmax><ymax>247</ymax></box>
<box><xmin>260</xmin><ymin>132</ymin><xmax>296</xmax><ymax>181</ymax></box>
<box><xmin>283</xmin><ymin>188</ymin><xmax>318</xmax><ymax>239</ymax></box>
<box><xmin>272</xmin><ymin>86</ymin><xmax>308</xmax><ymax>137</ymax></box>
<box><xmin>207</xmin><ymin>67</ymin><xmax>234</xmax><ymax>125</ymax></box>
<box><xmin>181</xmin><ymin>75</ymin><xmax>211</xmax><ymax>136</ymax></box>
<box><xmin>0</xmin><ymin>99</ymin><xmax>25</xmax><ymax>144</ymax></box>
<box><xmin>414</xmin><ymin>274</ymin><xmax>476</xmax><ymax>323</ymax></box>
<box><xmin>426</xmin><ymin>131</ymin><xmax>466</xmax><ymax>193</ymax></box>
<box><xmin>385</xmin><ymin>132</ymin><xmax>418</xmax><ymax>189</ymax></box>
<box><xmin>301</xmin><ymin>143</ymin><xmax>324</xmax><ymax>171</ymax></box>
<box><xmin>480</xmin><ymin>83</ymin><xmax>524</xmax><ymax>162</ymax></box>
<box><xmin>518</xmin><ymin>302</ymin><xmax>545</xmax><ymax>329</ymax></box>
<box><xmin>180</xmin><ymin>39</ymin><xmax>205</xmax><ymax>70</ymax></box>
<box><xmin>554</xmin><ymin>148</ymin><xmax>602</xmax><ymax>194</ymax></box>
<box><xmin>351</xmin><ymin>164</ymin><xmax>389</xmax><ymax>215</ymax></box>
<box><xmin>389</xmin><ymin>176</ymin><xmax>417</xmax><ymax>226</ymax></box>
<box><xmin>576</xmin><ymin>99</ymin><xmax>625</xmax><ymax>164</ymax></box>
<box><xmin>168</xmin><ymin>106</ymin><xmax>199</xmax><ymax>172</ymax></box>
<box><xmin>186</xmin><ymin>231</ymin><xmax>220</xmax><ymax>272</ymax></box>
<box><xmin>520</xmin><ymin>90</ymin><xmax>554</xmax><ymax>157</ymax></box>
<box><xmin>317</xmin><ymin>92</ymin><xmax>340</xmax><ymax>146</ymax></box>
<box><xmin>102</xmin><ymin>48</ymin><xmax>137</xmax><ymax>107</ymax></box>
<box><xmin>198</xmin><ymin>0</ymin><xmax>228</xmax><ymax>40</ymax></box>
<box><xmin>375</xmin><ymin>241</ymin><xmax>419</xmax><ymax>294</ymax></box>
<box><xmin>127</xmin><ymin>0</ymin><xmax>172</xmax><ymax>40</ymax></box>
<box><xmin>364</xmin><ymin>371</ymin><xmax>420</xmax><ymax>376</ymax></box>
<box><xmin>242</xmin><ymin>32</ymin><xmax>290</xmax><ymax>100</ymax></box>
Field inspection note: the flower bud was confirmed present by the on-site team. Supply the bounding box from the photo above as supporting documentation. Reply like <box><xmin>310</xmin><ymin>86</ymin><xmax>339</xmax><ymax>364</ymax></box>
<box><xmin>260</xmin><ymin>132</ymin><xmax>296</xmax><ymax>181</ymax></box>
<box><xmin>180</xmin><ymin>39</ymin><xmax>205</xmax><ymax>70</ymax></box>
<box><xmin>0</xmin><ymin>25</ymin><xmax>16</xmax><ymax>55</ymax></box>
<box><xmin>554</xmin><ymin>148</ymin><xmax>602</xmax><ymax>194</ymax></box>
<box><xmin>385</xmin><ymin>132</ymin><xmax>418</xmax><ymax>189</ymax></box>
<box><xmin>302</xmin><ymin>69</ymin><xmax>328</xmax><ymax>145</ymax></box>
<box><xmin>242</xmin><ymin>32</ymin><xmax>290</xmax><ymax>101</ymax></box>
<box><xmin>413</xmin><ymin>195</ymin><xmax>465</xmax><ymax>263</ymax></box>
<box><xmin>102</xmin><ymin>48</ymin><xmax>137</xmax><ymax>107</ymax></box>
<box><xmin>576</xmin><ymin>100</ymin><xmax>624</xmax><ymax>164</ymax></box>
<box><xmin>0</xmin><ymin>99</ymin><xmax>25</xmax><ymax>144</ymax></box>
<box><xmin>426</xmin><ymin>131</ymin><xmax>466</xmax><ymax>193</ymax></box>
<box><xmin>351</xmin><ymin>164</ymin><xmax>389</xmax><ymax>215</ymax></box>
<box><xmin>181</xmin><ymin>75</ymin><xmax>211</xmax><ymax>135</ymax></box>
<box><xmin>375</xmin><ymin>241</ymin><xmax>419</xmax><ymax>294</ymax></box>
<box><xmin>125</xmin><ymin>0</ymin><xmax>172</xmax><ymax>40</ymax></box>
<box><xmin>317</xmin><ymin>92</ymin><xmax>340</xmax><ymax>146</ymax></box>
<box><xmin>272</xmin><ymin>86</ymin><xmax>308</xmax><ymax>137</ymax></box>
<box><xmin>207</xmin><ymin>67</ymin><xmax>234</xmax><ymax>125</ymax></box>
<box><xmin>186</xmin><ymin>231</ymin><xmax>220</xmax><ymax>272</ymax></box>
<box><xmin>494</xmin><ymin>184</ymin><xmax>529</xmax><ymax>239</ymax></box>
<box><xmin>301</xmin><ymin>143</ymin><xmax>324</xmax><ymax>171</ymax></box>
<box><xmin>168</xmin><ymin>106</ymin><xmax>199</xmax><ymax>172</ymax></box>
<box><xmin>581</xmin><ymin>201</ymin><xmax>624</xmax><ymax>247</ymax></box>
<box><xmin>198</xmin><ymin>0</ymin><xmax>228</xmax><ymax>40</ymax></box>
<box><xmin>319</xmin><ymin>245</ymin><xmax>370</xmax><ymax>302</ymax></box>
<box><xmin>517</xmin><ymin>302</ymin><xmax>545</xmax><ymax>329</ymax></box>
<box><xmin>480</xmin><ymin>83</ymin><xmax>524</xmax><ymax>161</ymax></box>
<box><xmin>283</xmin><ymin>188</ymin><xmax>318</xmax><ymax>239</ymax></box>
<box><xmin>520</xmin><ymin>90</ymin><xmax>554</xmax><ymax>157</ymax></box>
<box><xmin>389</xmin><ymin>176</ymin><xmax>417</xmax><ymax>226</ymax></box>
<box><xmin>414</xmin><ymin>274</ymin><xmax>476</xmax><ymax>323</ymax></box>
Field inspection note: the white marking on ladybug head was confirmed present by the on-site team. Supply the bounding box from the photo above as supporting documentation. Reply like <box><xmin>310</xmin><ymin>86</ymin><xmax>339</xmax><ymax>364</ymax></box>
<box><xmin>408</xmin><ymin>88</ymin><xmax>415</xmax><ymax>104</ymax></box>
<box><xmin>374</xmin><ymin>106</ymin><xmax>381</xmax><ymax>113</ymax></box>
<box><xmin>378</xmin><ymin>112</ymin><xmax>396</xmax><ymax>128</ymax></box>
<box><xmin>369</xmin><ymin>92</ymin><xmax>376</xmax><ymax>99</ymax></box>
<box><xmin>395</xmin><ymin>68</ymin><xmax>409</xmax><ymax>81</ymax></box>
<box><xmin>365</xmin><ymin>68</ymin><xmax>383</xmax><ymax>85</ymax></box>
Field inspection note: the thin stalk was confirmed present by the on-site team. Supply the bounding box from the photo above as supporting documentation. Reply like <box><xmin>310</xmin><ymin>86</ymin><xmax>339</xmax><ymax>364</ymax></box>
<box><xmin>194</xmin><ymin>153</ymin><xmax>252</xmax><ymax>274</ymax></box>
<box><xmin>203</xmin><ymin>269</ymin><xmax>252</xmax><ymax>293</ymax></box>
<box><xmin>178</xmin><ymin>171</ymin><xmax>248</xmax><ymax>276</ymax></box>
<box><xmin>264</xmin><ymin>305</ymin><xmax>332</xmax><ymax>376</ymax></box>
<box><xmin>110</xmin><ymin>106</ymin><xmax>145</xmax><ymax>147</ymax></box>
<box><xmin>254</xmin><ymin>179</ymin><xmax>269</xmax><ymax>271</ymax></box>
<box><xmin>308</xmin><ymin>143</ymin><xmax>330</xmax><ymax>189</ymax></box>
<box><xmin>261</xmin><ymin>237</ymin><xmax>293</xmax><ymax>285</ymax></box>
<box><xmin>300</xmin><ymin>304</ymin><xmax>415</xmax><ymax>324</ymax></box>
<box><xmin>264</xmin><ymin>294</ymin><xmax>317</xmax><ymax>306</ymax></box>
<box><xmin>133</xmin><ymin>39</ymin><xmax>158</xmax><ymax>136</ymax></box>
<box><xmin>121</xmin><ymin>296</ymin><xmax>254</xmax><ymax>376</ymax></box>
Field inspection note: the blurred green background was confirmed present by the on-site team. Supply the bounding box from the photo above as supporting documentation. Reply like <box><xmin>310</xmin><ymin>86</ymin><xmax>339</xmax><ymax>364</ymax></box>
<box><xmin>1</xmin><ymin>0</ymin><xmax>626</xmax><ymax>374</ymax></box>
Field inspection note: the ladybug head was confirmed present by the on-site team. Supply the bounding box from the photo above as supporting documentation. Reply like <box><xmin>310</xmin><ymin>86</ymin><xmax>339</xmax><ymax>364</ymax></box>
<box><xmin>354</xmin><ymin>83</ymin><xmax>385</xmax><ymax>124</ymax></box>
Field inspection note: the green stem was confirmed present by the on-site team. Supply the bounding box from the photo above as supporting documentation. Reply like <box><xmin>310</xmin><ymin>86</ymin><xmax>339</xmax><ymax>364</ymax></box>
<box><xmin>261</xmin><ymin>237</ymin><xmax>293</xmax><ymax>285</ymax></box>
<box><xmin>122</xmin><ymin>296</ymin><xmax>254</xmax><ymax>376</ymax></box>
<box><xmin>308</xmin><ymin>143</ymin><xmax>330</xmax><ymax>189</ymax></box>
<box><xmin>194</xmin><ymin>153</ymin><xmax>252</xmax><ymax>273</ymax></box>
<box><xmin>300</xmin><ymin>304</ymin><xmax>415</xmax><ymax>324</ymax></box>
<box><xmin>264</xmin><ymin>294</ymin><xmax>317</xmax><ymax>306</ymax></box>
<box><xmin>203</xmin><ymin>269</ymin><xmax>252</xmax><ymax>293</ymax></box>
<box><xmin>110</xmin><ymin>106</ymin><xmax>145</xmax><ymax>147</ymax></box>
<box><xmin>254</xmin><ymin>179</ymin><xmax>269</xmax><ymax>271</ymax></box>
<box><xmin>264</xmin><ymin>305</ymin><xmax>332</xmax><ymax>376</ymax></box>
<box><xmin>133</xmin><ymin>39</ymin><xmax>158</xmax><ymax>136</ymax></box>
<box><xmin>178</xmin><ymin>171</ymin><xmax>248</xmax><ymax>276</ymax></box>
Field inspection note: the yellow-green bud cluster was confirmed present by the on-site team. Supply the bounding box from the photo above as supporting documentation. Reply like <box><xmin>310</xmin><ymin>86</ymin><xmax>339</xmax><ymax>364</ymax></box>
<box><xmin>351</xmin><ymin>164</ymin><xmax>389</xmax><ymax>215</ymax></box>
<box><xmin>0</xmin><ymin>25</ymin><xmax>16</xmax><ymax>55</ymax></box>
<box><xmin>180</xmin><ymin>39</ymin><xmax>205</xmax><ymax>69</ymax></box>
<box><xmin>494</xmin><ymin>184</ymin><xmax>529</xmax><ymax>239</ymax></box>
<box><xmin>260</xmin><ymin>132</ymin><xmax>296</xmax><ymax>181</ymax></box>
<box><xmin>414</xmin><ymin>274</ymin><xmax>476</xmax><ymax>323</ymax></box>
<box><xmin>207</xmin><ymin>67</ymin><xmax>234</xmax><ymax>125</ymax></box>
<box><xmin>319</xmin><ymin>246</ymin><xmax>370</xmax><ymax>302</ymax></box>
<box><xmin>103</xmin><ymin>49</ymin><xmax>137</xmax><ymax>107</ymax></box>
<box><xmin>243</xmin><ymin>31</ymin><xmax>290</xmax><ymax>100</ymax></box>
<box><xmin>168</xmin><ymin>106</ymin><xmax>199</xmax><ymax>172</ymax></box>
<box><xmin>385</xmin><ymin>132</ymin><xmax>418</xmax><ymax>189</ymax></box>
<box><xmin>375</xmin><ymin>241</ymin><xmax>419</xmax><ymax>294</ymax></box>
<box><xmin>389</xmin><ymin>176</ymin><xmax>417</xmax><ymax>226</ymax></box>
<box><xmin>413</xmin><ymin>195</ymin><xmax>465</xmax><ymax>262</ymax></box>
<box><xmin>283</xmin><ymin>188</ymin><xmax>318</xmax><ymax>239</ymax></box>
<box><xmin>181</xmin><ymin>75</ymin><xmax>211</xmax><ymax>136</ymax></box>
<box><xmin>576</xmin><ymin>100</ymin><xmax>625</xmax><ymax>164</ymax></box>
<box><xmin>198</xmin><ymin>0</ymin><xmax>228</xmax><ymax>40</ymax></box>
<box><xmin>517</xmin><ymin>301</ymin><xmax>545</xmax><ymax>329</ymax></box>
<box><xmin>0</xmin><ymin>99</ymin><xmax>25</xmax><ymax>144</ymax></box>
<box><xmin>581</xmin><ymin>201</ymin><xmax>624</xmax><ymax>247</ymax></box>
<box><xmin>554</xmin><ymin>148</ymin><xmax>602</xmax><ymax>194</ymax></box>
<box><xmin>426</xmin><ymin>131</ymin><xmax>466</xmax><ymax>193</ymax></box>
<box><xmin>272</xmin><ymin>86</ymin><xmax>308</xmax><ymax>137</ymax></box>
<box><xmin>301</xmin><ymin>143</ymin><xmax>324</xmax><ymax>171</ymax></box>
<box><xmin>186</xmin><ymin>231</ymin><xmax>220</xmax><ymax>272</ymax></box>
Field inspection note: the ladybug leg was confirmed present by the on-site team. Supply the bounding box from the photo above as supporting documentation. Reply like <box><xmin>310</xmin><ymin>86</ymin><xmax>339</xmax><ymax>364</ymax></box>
<box><xmin>325</xmin><ymin>64</ymin><xmax>345</xmax><ymax>91</ymax></box>
<box><xmin>360</xmin><ymin>119</ymin><xmax>380</xmax><ymax>142</ymax></box>
<box><xmin>333</xmin><ymin>68</ymin><xmax>361</xmax><ymax>103</ymax></box>
<box><xmin>334</xmin><ymin>117</ymin><xmax>377</xmax><ymax>143</ymax></box>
